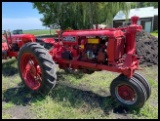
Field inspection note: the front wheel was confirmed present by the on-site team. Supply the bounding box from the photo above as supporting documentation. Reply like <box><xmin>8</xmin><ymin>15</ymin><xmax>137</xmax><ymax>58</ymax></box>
<box><xmin>133</xmin><ymin>72</ymin><xmax>151</xmax><ymax>100</ymax></box>
<box><xmin>18</xmin><ymin>42</ymin><xmax>57</xmax><ymax>95</ymax></box>
<box><xmin>110</xmin><ymin>75</ymin><xmax>147</xmax><ymax>109</ymax></box>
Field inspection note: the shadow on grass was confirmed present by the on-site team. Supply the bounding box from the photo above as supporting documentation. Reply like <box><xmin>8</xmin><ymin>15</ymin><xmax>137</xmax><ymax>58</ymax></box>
<box><xmin>2</xmin><ymin>59</ymin><xmax>18</xmax><ymax>76</ymax></box>
<box><xmin>50</xmin><ymin>85</ymin><xmax>117</xmax><ymax>115</ymax></box>
<box><xmin>2</xmin><ymin>85</ymin><xmax>37</xmax><ymax>106</ymax></box>
<box><xmin>57</xmin><ymin>70</ymin><xmax>84</xmax><ymax>81</ymax></box>
<box><xmin>2</xmin><ymin>82</ymin><xmax>139</xmax><ymax>115</ymax></box>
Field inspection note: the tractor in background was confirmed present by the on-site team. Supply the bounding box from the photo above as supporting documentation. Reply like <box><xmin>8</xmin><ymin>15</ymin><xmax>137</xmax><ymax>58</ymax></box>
<box><xmin>2</xmin><ymin>30</ymin><xmax>55</xmax><ymax>59</ymax></box>
<box><xmin>12</xmin><ymin>29</ymin><xmax>23</xmax><ymax>35</ymax></box>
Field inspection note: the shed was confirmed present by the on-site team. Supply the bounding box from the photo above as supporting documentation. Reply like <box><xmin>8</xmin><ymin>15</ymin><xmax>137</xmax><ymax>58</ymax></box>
<box><xmin>113</xmin><ymin>7</ymin><xmax>158</xmax><ymax>32</ymax></box>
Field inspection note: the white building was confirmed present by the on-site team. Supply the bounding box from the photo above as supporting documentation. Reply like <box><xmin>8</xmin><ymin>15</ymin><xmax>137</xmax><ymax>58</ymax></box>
<box><xmin>113</xmin><ymin>7</ymin><xmax>158</xmax><ymax>32</ymax></box>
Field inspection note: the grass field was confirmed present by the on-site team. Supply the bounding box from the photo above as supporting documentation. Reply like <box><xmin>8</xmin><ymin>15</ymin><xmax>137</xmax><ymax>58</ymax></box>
<box><xmin>2</xmin><ymin>58</ymin><xmax>158</xmax><ymax>119</ymax></box>
<box><xmin>23</xmin><ymin>29</ymin><xmax>56</xmax><ymax>35</ymax></box>
<box><xmin>150</xmin><ymin>30</ymin><xmax>158</xmax><ymax>37</ymax></box>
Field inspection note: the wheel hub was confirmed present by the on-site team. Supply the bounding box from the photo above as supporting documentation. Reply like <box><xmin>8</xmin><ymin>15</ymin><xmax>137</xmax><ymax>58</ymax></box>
<box><xmin>20</xmin><ymin>53</ymin><xmax>42</xmax><ymax>90</ymax></box>
<box><xmin>30</xmin><ymin>65</ymin><xmax>36</xmax><ymax>75</ymax></box>
<box><xmin>117</xmin><ymin>85</ymin><xmax>135</xmax><ymax>101</ymax></box>
<box><xmin>122</xmin><ymin>91</ymin><xmax>129</xmax><ymax>97</ymax></box>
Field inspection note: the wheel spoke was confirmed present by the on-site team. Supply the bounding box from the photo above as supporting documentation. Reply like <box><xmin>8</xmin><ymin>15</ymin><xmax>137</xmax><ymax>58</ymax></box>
<box><xmin>20</xmin><ymin>53</ymin><xmax>42</xmax><ymax>90</ymax></box>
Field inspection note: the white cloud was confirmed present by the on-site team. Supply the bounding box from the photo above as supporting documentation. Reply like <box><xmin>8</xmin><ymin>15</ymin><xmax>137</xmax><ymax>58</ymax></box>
<box><xmin>2</xmin><ymin>17</ymin><xmax>45</xmax><ymax>30</ymax></box>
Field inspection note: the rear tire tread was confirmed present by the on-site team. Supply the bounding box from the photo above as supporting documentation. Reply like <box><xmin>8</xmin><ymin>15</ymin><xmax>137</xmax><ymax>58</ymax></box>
<box><xmin>18</xmin><ymin>42</ymin><xmax>57</xmax><ymax>96</ymax></box>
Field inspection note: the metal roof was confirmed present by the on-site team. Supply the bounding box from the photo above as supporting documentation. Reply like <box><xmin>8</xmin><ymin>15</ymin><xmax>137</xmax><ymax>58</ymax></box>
<box><xmin>154</xmin><ymin>8</ymin><xmax>158</xmax><ymax>16</ymax></box>
<box><xmin>113</xmin><ymin>7</ymin><xmax>158</xmax><ymax>20</ymax></box>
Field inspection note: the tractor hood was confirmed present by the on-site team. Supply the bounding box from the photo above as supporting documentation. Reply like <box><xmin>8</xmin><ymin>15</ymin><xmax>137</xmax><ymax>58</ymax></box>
<box><xmin>62</xmin><ymin>29</ymin><xmax>125</xmax><ymax>38</ymax></box>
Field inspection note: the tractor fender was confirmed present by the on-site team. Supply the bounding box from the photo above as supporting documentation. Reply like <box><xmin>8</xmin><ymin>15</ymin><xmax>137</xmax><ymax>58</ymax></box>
<box><xmin>2</xmin><ymin>42</ymin><xmax>9</xmax><ymax>59</ymax></box>
<box><xmin>2</xmin><ymin>42</ymin><xmax>9</xmax><ymax>51</ymax></box>
<box><xmin>40</xmin><ymin>38</ymin><xmax>56</xmax><ymax>45</ymax></box>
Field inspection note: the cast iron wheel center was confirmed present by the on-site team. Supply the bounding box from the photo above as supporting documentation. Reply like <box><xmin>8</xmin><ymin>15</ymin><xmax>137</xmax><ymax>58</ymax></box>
<box><xmin>29</xmin><ymin>64</ymin><xmax>36</xmax><ymax>76</ymax></box>
<box><xmin>118</xmin><ymin>85</ymin><xmax>135</xmax><ymax>100</ymax></box>
<box><xmin>20</xmin><ymin>53</ymin><xmax>42</xmax><ymax>90</ymax></box>
<box><xmin>115</xmin><ymin>84</ymin><xmax>137</xmax><ymax>105</ymax></box>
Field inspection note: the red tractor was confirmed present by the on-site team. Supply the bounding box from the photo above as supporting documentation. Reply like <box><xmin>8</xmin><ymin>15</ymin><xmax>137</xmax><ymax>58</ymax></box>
<box><xmin>2</xmin><ymin>16</ymin><xmax>151</xmax><ymax>109</ymax></box>
<box><xmin>2</xmin><ymin>30</ymin><xmax>55</xmax><ymax>59</ymax></box>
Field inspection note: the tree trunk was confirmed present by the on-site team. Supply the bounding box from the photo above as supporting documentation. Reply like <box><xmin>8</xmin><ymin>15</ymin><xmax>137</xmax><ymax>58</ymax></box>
<box><xmin>96</xmin><ymin>24</ymin><xmax>98</xmax><ymax>29</ymax></box>
<box><xmin>89</xmin><ymin>2</ymin><xmax>93</xmax><ymax>29</ymax></box>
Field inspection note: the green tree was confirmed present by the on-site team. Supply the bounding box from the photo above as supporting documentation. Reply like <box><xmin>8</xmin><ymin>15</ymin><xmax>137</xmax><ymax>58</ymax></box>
<box><xmin>130</xmin><ymin>2</ymin><xmax>158</xmax><ymax>8</ymax></box>
<box><xmin>32</xmin><ymin>2</ymin><xmax>130</xmax><ymax>30</ymax></box>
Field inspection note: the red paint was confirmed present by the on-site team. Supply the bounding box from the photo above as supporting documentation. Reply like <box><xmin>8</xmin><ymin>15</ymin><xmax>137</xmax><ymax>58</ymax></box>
<box><xmin>20</xmin><ymin>53</ymin><xmax>42</xmax><ymax>90</ymax></box>
<box><xmin>107</xmin><ymin>38</ymin><xmax>115</xmax><ymax>65</ymax></box>
<box><xmin>2</xmin><ymin>42</ymin><xmax>9</xmax><ymax>51</ymax></box>
<box><xmin>118</xmin><ymin>85</ymin><xmax>135</xmax><ymax>100</ymax></box>
<box><xmin>40</xmin><ymin>38</ymin><xmax>56</xmax><ymax>44</ymax></box>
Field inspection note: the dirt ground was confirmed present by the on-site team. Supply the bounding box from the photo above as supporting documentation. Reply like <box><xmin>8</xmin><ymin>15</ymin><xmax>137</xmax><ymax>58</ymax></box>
<box><xmin>136</xmin><ymin>30</ymin><xmax>158</xmax><ymax>67</ymax></box>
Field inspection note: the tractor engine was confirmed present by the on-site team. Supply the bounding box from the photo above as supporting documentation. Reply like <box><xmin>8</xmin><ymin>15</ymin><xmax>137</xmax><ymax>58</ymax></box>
<box><xmin>57</xmin><ymin>29</ymin><xmax>126</xmax><ymax>72</ymax></box>
<box><xmin>80</xmin><ymin>36</ymin><xmax>108</xmax><ymax>64</ymax></box>
<box><xmin>59</xmin><ymin>34</ymin><xmax>109</xmax><ymax>64</ymax></box>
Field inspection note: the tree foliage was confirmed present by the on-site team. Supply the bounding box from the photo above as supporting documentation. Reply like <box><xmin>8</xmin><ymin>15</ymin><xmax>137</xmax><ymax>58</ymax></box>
<box><xmin>32</xmin><ymin>2</ymin><xmax>130</xmax><ymax>30</ymax></box>
<box><xmin>130</xmin><ymin>2</ymin><xmax>158</xmax><ymax>8</ymax></box>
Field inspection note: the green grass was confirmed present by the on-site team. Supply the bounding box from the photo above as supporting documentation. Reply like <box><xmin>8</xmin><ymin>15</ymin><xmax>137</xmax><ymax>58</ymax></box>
<box><xmin>150</xmin><ymin>30</ymin><xmax>158</xmax><ymax>37</ymax></box>
<box><xmin>2</xmin><ymin>113</ymin><xmax>12</xmax><ymax>119</ymax></box>
<box><xmin>2</xmin><ymin>58</ymin><xmax>158</xmax><ymax>119</ymax></box>
<box><xmin>23</xmin><ymin>29</ymin><xmax>56</xmax><ymax>35</ymax></box>
<box><xmin>2</xmin><ymin>102</ymin><xmax>14</xmax><ymax>109</ymax></box>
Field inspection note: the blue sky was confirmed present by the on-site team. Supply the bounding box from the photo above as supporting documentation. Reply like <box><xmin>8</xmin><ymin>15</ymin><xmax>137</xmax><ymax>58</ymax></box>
<box><xmin>2</xmin><ymin>2</ymin><xmax>45</xmax><ymax>30</ymax></box>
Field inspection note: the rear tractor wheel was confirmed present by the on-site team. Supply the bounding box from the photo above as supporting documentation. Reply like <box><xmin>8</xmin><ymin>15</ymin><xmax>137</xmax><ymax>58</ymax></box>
<box><xmin>110</xmin><ymin>74</ymin><xmax>147</xmax><ymax>109</ymax></box>
<box><xmin>18</xmin><ymin>42</ymin><xmax>57</xmax><ymax>95</ymax></box>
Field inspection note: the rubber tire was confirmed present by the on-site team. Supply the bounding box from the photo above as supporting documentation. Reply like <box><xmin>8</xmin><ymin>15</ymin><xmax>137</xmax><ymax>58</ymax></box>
<box><xmin>38</xmin><ymin>42</ymin><xmax>53</xmax><ymax>50</ymax></box>
<box><xmin>110</xmin><ymin>75</ymin><xmax>147</xmax><ymax>109</ymax></box>
<box><xmin>18</xmin><ymin>42</ymin><xmax>57</xmax><ymax>95</ymax></box>
<box><xmin>133</xmin><ymin>72</ymin><xmax>151</xmax><ymax>100</ymax></box>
